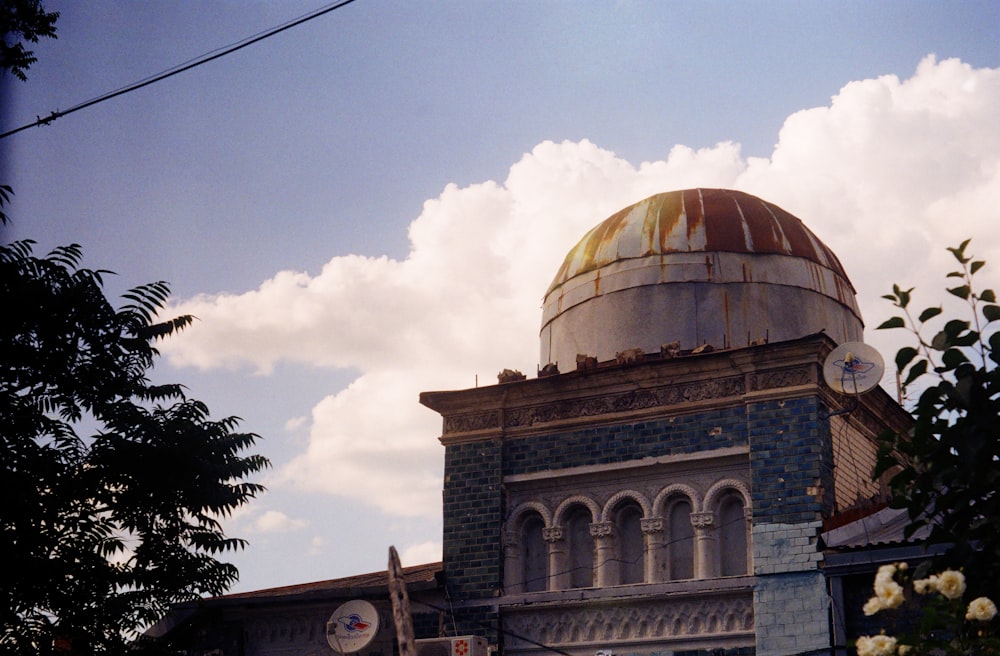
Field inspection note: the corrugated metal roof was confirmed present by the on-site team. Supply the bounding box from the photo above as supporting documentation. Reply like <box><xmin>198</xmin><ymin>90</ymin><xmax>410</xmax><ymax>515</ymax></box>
<box><xmin>821</xmin><ymin>507</ymin><xmax>931</xmax><ymax>549</ymax></box>
<box><xmin>547</xmin><ymin>188</ymin><xmax>851</xmax><ymax>295</ymax></box>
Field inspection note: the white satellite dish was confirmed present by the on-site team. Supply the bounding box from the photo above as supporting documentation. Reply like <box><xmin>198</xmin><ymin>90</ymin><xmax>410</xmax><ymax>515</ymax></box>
<box><xmin>326</xmin><ymin>599</ymin><xmax>380</xmax><ymax>653</ymax></box>
<box><xmin>822</xmin><ymin>342</ymin><xmax>885</xmax><ymax>395</ymax></box>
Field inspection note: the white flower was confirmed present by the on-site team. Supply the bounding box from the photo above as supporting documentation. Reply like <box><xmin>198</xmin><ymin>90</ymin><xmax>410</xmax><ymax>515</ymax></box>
<box><xmin>856</xmin><ymin>634</ymin><xmax>898</xmax><ymax>656</ymax></box>
<box><xmin>913</xmin><ymin>577</ymin><xmax>933</xmax><ymax>594</ymax></box>
<box><xmin>874</xmin><ymin>564</ymin><xmax>897</xmax><ymax>585</ymax></box>
<box><xmin>935</xmin><ymin>570</ymin><xmax>966</xmax><ymax>600</ymax></box>
<box><xmin>868</xmin><ymin>563</ymin><xmax>904</xmax><ymax>611</ymax></box>
<box><xmin>874</xmin><ymin>577</ymin><xmax>905</xmax><ymax>609</ymax></box>
<box><xmin>966</xmin><ymin>596</ymin><xmax>998</xmax><ymax>622</ymax></box>
<box><xmin>864</xmin><ymin>596</ymin><xmax>884</xmax><ymax>616</ymax></box>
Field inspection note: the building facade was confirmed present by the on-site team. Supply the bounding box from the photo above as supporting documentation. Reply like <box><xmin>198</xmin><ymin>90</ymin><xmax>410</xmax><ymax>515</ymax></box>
<box><xmin>160</xmin><ymin>189</ymin><xmax>913</xmax><ymax>656</ymax></box>
<box><xmin>421</xmin><ymin>189</ymin><xmax>911</xmax><ymax>656</ymax></box>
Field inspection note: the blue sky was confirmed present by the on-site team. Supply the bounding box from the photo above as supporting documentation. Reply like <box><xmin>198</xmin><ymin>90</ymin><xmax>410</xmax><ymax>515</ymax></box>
<box><xmin>3</xmin><ymin>1</ymin><xmax>1000</xmax><ymax>593</ymax></box>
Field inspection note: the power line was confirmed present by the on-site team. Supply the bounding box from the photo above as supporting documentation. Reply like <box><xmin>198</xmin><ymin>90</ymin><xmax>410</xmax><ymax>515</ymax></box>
<box><xmin>0</xmin><ymin>0</ymin><xmax>360</xmax><ymax>140</ymax></box>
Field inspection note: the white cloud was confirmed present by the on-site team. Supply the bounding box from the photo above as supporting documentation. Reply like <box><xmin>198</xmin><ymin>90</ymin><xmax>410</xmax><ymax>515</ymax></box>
<box><xmin>284</xmin><ymin>415</ymin><xmax>308</xmax><ymax>432</ymax></box>
<box><xmin>399</xmin><ymin>541</ymin><xmax>442</xmax><ymax>567</ymax></box>
<box><xmin>252</xmin><ymin>510</ymin><xmax>308</xmax><ymax>533</ymax></box>
<box><xmin>308</xmin><ymin>536</ymin><xmax>326</xmax><ymax>556</ymax></box>
<box><xmin>162</xmin><ymin>55</ymin><xmax>1000</xmax><ymax>519</ymax></box>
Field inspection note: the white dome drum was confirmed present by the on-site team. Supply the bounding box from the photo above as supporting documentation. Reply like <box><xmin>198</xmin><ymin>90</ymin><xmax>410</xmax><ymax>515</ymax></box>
<box><xmin>540</xmin><ymin>188</ymin><xmax>863</xmax><ymax>367</ymax></box>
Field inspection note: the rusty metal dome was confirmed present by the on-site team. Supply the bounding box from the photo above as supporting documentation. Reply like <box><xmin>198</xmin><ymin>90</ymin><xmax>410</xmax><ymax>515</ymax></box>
<box><xmin>540</xmin><ymin>189</ymin><xmax>863</xmax><ymax>367</ymax></box>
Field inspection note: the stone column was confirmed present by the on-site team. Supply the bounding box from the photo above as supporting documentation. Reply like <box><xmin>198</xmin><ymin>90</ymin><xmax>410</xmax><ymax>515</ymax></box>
<box><xmin>691</xmin><ymin>511</ymin><xmax>716</xmax><ymax>579</ymax></box>
<box><xmin>543</xmin><ymin>527</ymin><xmax>566</xmax><ymax>591</ymax></box>
<box><xmin>641</xmin><ymin>517</ymin><xmax>665</xmax><ymax>583</ymax></box>
<box><xmin>744</xmin><ymin>507</ymin><xmax>754</xmax><ymax>574</ymax></box>
<box><xmin>502</xmin><ymin>530</ymin><xmax>520</xmax><ymax>592</ymax></box>
<box><xmin>590</xmin><ymin>522</ymin><xmax>616</xmax><ymax>587</ymax></box>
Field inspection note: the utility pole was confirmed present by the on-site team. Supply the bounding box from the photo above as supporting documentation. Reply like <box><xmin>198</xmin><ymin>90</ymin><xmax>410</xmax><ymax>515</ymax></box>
<box><xmin>388</xmin><ymin>546</ymin><xmax>417</xmax><ymax>656</ymax></box>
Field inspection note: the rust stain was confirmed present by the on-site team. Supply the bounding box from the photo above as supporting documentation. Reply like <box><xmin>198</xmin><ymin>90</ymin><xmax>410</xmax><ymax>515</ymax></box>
<box><xmin>684</xmin><ymin>189</ymin><xmax>705</xmax><ymax>248</ymax></box>
<box><xmin>545</xmin><ymin>187</ymin><xmax>856</xmax><ymax>296</ymax></box>
<box><xmin>655</xmin><ymin>191</ymin><xmax>685</xmax><ymax>253</ymax></box>
<box><xmin>722</xmin><ymin>290</ymin><xmax>731</xmax><ymax>348</ymax></box>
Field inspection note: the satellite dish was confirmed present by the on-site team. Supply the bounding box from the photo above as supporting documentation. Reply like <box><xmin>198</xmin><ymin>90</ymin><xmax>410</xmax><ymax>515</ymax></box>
<box><xmin>326</xmin><ymin>599</ymin><xmax>380</xmax><ymax>653</ymax></box>
<box><xmin>822</xmin><ymin>342</ymin><xmax>885</xmax><ymax>395</ymax></box>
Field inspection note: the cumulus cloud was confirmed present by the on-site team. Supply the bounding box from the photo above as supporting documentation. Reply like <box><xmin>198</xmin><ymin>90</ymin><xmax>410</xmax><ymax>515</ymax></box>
<box><xmin>161</xmin><ymin>55</ymin><xmax>1000</xmax><ymax>519</ymax></box>
<box><xmin>233</xmin><ymin>509</ymin><xmax>308</xmax><ymax>534</ymax></box>
<box><xmin>400</xmin><ymin>541</ymin><xmax>443</xmax><ymax>567</ymax></box>
<box><xmin>308</xmin><ymin>536</ymin><xmax>326</xmax><ymax>556</ymax></box>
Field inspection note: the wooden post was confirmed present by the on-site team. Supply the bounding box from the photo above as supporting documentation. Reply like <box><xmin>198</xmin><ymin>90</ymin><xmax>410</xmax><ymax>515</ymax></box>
<box><xmin>388</xmin><ymin>546</ymin><xmax>417</xmax><ymax>656</ymax></box>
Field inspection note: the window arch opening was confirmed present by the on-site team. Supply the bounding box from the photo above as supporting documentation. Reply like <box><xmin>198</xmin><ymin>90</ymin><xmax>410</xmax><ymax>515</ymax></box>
<box><xmin>565</xmin><ymin>506</ymin><xmax>594</xmax><ymax>588</ymax></box>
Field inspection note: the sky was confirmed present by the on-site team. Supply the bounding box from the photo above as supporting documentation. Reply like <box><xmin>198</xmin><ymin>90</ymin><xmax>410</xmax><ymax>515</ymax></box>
<box><xmin>3</xmin><ymin>0</ymin><xmax>1000</xmax><ymax>594</ymax></box>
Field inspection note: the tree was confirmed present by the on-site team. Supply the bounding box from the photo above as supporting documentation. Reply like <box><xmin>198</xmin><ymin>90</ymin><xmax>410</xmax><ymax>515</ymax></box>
<box><xmin>0</xmin><ymin>217</ymin><xmax>269</xmax><ymax>652</ymax></box>
<box><xmin>875</xmin><ymin>239</ymin><xmax>1000</xmax><ymax>596</ymax></box>
<box><xmin>1</xmin><ymin>0</ymin><xmax>59</xmax><ymax>81</ymax></box>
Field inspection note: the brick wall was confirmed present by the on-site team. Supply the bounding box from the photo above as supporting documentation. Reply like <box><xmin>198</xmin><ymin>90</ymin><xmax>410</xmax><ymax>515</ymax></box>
<box><xmin>748</xmin><ymin>397</ymin><xmax>835</xmax><ymax>524</ymax></box>
<box><xmin>442</xmin><ymin>439</ymin><xmax>503</xmax><ymax>641</ymax></box>
<box><xmin>748</xmin><ymin>396</ymin><xmax>835</xmax><ymax>655</ymax></box>
<box><xmin>754</xmin><ymin>571</ymin><xmax>830</xmax><ymax>655</ymax></box>
<box><xmin>503</xmin><ymin>405</ymin><xmax>748</xmax><ymax>476</ymax></box>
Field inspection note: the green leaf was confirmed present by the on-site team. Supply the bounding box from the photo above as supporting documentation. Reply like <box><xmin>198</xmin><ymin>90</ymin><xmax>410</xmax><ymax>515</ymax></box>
<box><xmin>877</xmin><ymin>317</ymin><xmax>906</xmax><ymax>330</ymax></box>
<box><xmin>947</xmin><ymin>284</ymin><xmax>971</xmax><ymax>300</ymax></box>
<box><xmin>903</xmin><ymin>358</ymin><xmax>928</xmax><ymax>386</ymax></box>
<box><xmin>980</xmin><ymin>289</ymin><xmax>996</xmax><ymax>303</ymax></box>
<box><xmin>971</xmin><ymin>260</ymin><xmax>986</xmax><ymax>275</ymax></box>
<box><xmin>947</xmin><ymin>238</ymin><xmax>972</xmax><ymax>263</ymax></box>
<box><xmin>941</xmin><ymin>347</ymin><xmax>968</xmax><ymax>369</ymax></box>
<box><xmin>944</xmin><ymin>318</ymin><xmax>969</xmax><ymax>337</ymax></box>
<box><xmin>895</xmin><ymin>346</ymin><xmax>919</xmax><ymax>372</ymax></box>
<box><xmin>931</xmin><ymin>330</ymin><xmax>949</xmax><ymax>350</ymax></box>
<box><xmin>984</xmin><ymin>304</ymin><xmax>1000</xmax><ymax>323</ymax></box>
<box><xmin>918</xmin><ymin>306</ymin><xmax>942</xmax><ymax>322</ymax></box>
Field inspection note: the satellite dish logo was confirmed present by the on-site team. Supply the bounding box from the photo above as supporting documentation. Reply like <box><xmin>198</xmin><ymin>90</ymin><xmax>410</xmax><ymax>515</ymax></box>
<box><xmin>339</xmin><ymin>613</ymin><xmax>372</xmax><ymax>633</ymax></box>
<box><xmin>834</xmin><ymin>353</ymin><xmax>876</xmax><ymax>376</ymax></box>
<box><xmin>327</xmin><ymin>600</ymin><xmax>380</xmax><ymax>653</ymax></box>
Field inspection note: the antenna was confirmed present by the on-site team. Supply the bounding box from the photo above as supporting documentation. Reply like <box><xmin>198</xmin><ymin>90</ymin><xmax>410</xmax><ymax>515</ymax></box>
<box><xmin>822</xmin><ymin>342</ymin><xmax>885</xmax><ymax>416</ymax></box>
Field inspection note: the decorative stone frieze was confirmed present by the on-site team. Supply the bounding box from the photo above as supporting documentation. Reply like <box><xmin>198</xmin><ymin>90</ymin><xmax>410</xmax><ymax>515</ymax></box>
<box><xmin>502</xmin><ymin>592</ymin><xmax>754</xmax><ymax>650</ymax></box>
<box><xmin>444</xmin><ymin>410</ymin><xmax>500</xmax><ymax>434</ymax></box>
<box><xmin>504</xmin><ymin>377</ymin><xmax>746</xmax><ymax>430</ymax></box>
<box><xmin>749</xmin><ymin>365</ymin><xmax>814</xmax><ymax>391</ymax></box>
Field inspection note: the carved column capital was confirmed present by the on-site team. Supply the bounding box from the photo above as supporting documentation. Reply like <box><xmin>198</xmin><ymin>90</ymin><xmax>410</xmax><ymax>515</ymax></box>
<box><xmin>691</xmin><ymin>511</ymin><xmax>715</xmax><ymax>529</ymax></box>
<box><xmin>589</xmin><ymin>522</ymin><xmax>615</xmax><ymax>538</ymax></box>
<box><xmin>641</xmin><ymin>517</ymin><xmax>664</xmax><ymax>534</ymax></box>
<box><xmin>543</xmin><ymin>527</ymin><xmax>564</xmax><ymax>543</ymax></box>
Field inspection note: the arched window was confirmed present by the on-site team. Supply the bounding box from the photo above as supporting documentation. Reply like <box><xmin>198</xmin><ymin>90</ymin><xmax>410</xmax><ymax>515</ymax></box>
<box><xmin>666</xmin><ymin>499</ymin><xmax>694</xmax><ymax>580</ymax></box>
<box><xmin>521</xmin><ymin>513</ymin><xmax>547</xmax><ymax>592</ymax></box>
<box><xmin>718</xmin><ymin>493</ymin><xmax>748</xmax><ymax>576</ymax></box>
<box><xmin>566</xmin><ymin>506</ymin><xmax>594</xmax><ymax>589</ymax></box>
<box><xmin>614</xmin><ymin>501</ymin><xmax>644</xmax><ymax>585</ymax></box>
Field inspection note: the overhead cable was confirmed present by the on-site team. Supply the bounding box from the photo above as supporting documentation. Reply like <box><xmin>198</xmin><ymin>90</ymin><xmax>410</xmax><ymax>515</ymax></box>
<box><xmin>0</xmin><ymin>0</ymin><xmax>359</xmax><ymax>140</ymax></box>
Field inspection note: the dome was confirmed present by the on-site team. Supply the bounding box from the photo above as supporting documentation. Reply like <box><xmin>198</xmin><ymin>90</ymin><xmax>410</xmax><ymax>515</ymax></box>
<box><xmin>540</xmin><ymin>188</ymin><xmax>863</xmax><ymax>367</ymax></box>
